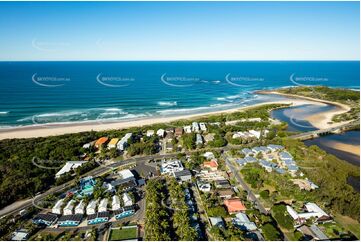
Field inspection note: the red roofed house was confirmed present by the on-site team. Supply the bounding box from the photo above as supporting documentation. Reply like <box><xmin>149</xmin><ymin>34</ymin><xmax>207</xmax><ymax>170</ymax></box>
<box><xmin>95</xmin><ymin>137</ymin><xmax>109</xmax><ymax>149</ymax></box>
<box><xmin>203</xmin><ymin>160</ymin><xmax>218</xmax><ymax>171</ymax></box>
<box><xmin>224</xmin><ymin>199</ymin><xmax>246</xmax><ymax>214</ymax></box>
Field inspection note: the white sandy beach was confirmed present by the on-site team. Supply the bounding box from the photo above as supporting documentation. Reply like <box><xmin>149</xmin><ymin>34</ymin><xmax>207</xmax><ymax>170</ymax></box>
<box><xmin>259</xmin><ymin>91</ymin><xmax>352</xmax><ymax>129</ymax></box>
<box><xmin>0</xmin><ymin>96</ymin><xmax>348</xmax><ymax>140</ymax></box>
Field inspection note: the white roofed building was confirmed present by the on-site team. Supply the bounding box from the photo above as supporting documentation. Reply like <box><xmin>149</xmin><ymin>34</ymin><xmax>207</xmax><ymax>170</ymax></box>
<box><xmin>86</xmin><ymin>200</ymin><xmax>98</xmax><ymax>215</ymax></box>
<box><xmin>287</xmin><ymin>202</ymin><xmax>330</xmax><ymax>224</ymax></box>
<box><xmin>157</xmin><ymin>129</ymin><xmax>165</xmax><ymax>137</ymax></box>
<box><xmin>117</xmin><ymin>133</ymin><xmax>132</xmax><ymax>151</ymax></box>
<box><xmin>203</xmin><ymin>152</ymin><xmax>215</xmax><ymax>160</ymax></box>
<box><xmin>118</xmin><ymin>169</ymin><xmax>135</xmax><ymax>180</ymax></box>
<box><xmin>196</xmin><ymin>134</ymin><xmax>203</xmax><ymax>145</ymax></box>
<box><xmin>232</xmin><ymin>213</ymin><xmax>257</xmax><ymax>231</ymax></box>
<box><xmin>161</xmin><ymin>159</ymin><xmax>184</xmax><ymax>175</ymax></box>
<box><xmin>52</xmin><ymin>199</ymin><xmax>64</xmax><ymax>215</ymax></box>
<box><xmin>183</xmin><ymin>125</ymin><xmax>192</xmax><ymax>133</ymax></box>
<box><xmin>199</xmin><ymin>122</ymin><xmax>207</xmax><ymax>131</ymax></box>
<box><xmin>98</xmin><ymin>198</ymin><xmax>108</xmax><ymax>213</ymax></box>
<box><xmin>112</xmin><ymin>195</ymin><xmax>121</xmax><ymax>211</ymax></box>
<box><xmin>56</xmin><ymin>161</ymin><xmax>87</xmax><ymax>178</ymax></box>
<box><xmin>63</xmin><ymin>200</ymin><xmax>75</xmax><ymax>216</ymax></box>
<box><xmin>146</xmin><ymin>130</ymin><xmax>155</xmax><ymax>137</ymax></box>
<box><xmin>122</xmin><ymin>193</ymin><xmax>133</xmax><ymax>206</ymax></box>
<box><xmin>75</xmin><ymin>200</ymin><xmax>85</xmax><ymax>215</ymax></box>
<box><xmin>192</xmin><ymin>122</ymin><xmax>200</xmax><ymax>132</ymax></box>
<box><xmin>249</xmin><ymin>130</ymin><xmax>261</xmax><ymax>139</ymax></box>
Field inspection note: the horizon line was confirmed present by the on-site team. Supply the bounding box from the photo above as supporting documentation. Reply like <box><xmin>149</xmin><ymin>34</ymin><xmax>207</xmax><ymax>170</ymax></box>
<box><xmin>0</xmin><ymin>59</ymin><xmax>360</xmax><ymax>62</ymax></box>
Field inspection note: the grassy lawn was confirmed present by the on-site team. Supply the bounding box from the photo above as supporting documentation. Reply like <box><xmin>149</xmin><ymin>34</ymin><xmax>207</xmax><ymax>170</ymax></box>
<box><xmin>109</xmin><ymin>227</ymin><xmax>137</xmax><ymax>241</ymax></box>
<box><xmin>334</xmin><ymin>214</ymin><xmax>360</xmax><ymax>239</ymax></box>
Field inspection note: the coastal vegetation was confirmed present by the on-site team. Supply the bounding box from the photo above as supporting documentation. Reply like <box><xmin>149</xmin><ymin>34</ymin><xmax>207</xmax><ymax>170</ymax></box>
<box><xmin>144</xmin><ymin>179</ymin><xmax>171</xmax><ymax>240</ymax></box>
<box><xmin>167</xmin><ymin>178</ymin><xmax>198</xmax><ymax>240</ymax></box>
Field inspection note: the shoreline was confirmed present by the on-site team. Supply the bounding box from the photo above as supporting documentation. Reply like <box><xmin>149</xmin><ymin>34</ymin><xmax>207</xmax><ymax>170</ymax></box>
<box><xmin>257</xmin><ymin>90</ymin><xmax>352</xmax><ymax>129</ymax></box>
<box><xmin>0</xmin><ymin>98</ymin><xmax>320</xmax><ymax>140</ymax></box>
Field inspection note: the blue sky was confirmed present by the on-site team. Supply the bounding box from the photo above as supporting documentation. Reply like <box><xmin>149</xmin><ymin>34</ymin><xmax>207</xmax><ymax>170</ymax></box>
<box><xmin>0</xmin><ymin>1</ymin><xmax>359</xmax><ymax>61</ymax></box>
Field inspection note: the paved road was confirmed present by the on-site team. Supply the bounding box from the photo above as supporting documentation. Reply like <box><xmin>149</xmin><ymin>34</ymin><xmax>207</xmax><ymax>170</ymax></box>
<box><xmin>225</xmin><ymin>157</ymin><xmax>269</xmax><ymax>215</ymax></box>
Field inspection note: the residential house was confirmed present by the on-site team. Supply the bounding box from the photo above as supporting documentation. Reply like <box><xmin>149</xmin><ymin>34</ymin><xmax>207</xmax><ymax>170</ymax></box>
<box><xmin>241</xmin><ymin>148</ymin><xmax>254</xmax><ymax>156</ymax></box>
<box><xmin>166</xmin><ymin>127</ymin><xmax>174</xmax><ymax>133</ymax></box>
<box><xmin>112</xmin><ymin>195</ymin><xmax>121</xmax><ymax>211</ymax></box>
<box><xmin>215</xmin><ymin>179</ymin><xmax>231</xmax><ymax>189</ymax></box>
<box><xmin>183</xmin><ymin>125</ymin><xmax>192</xmax><ymax>133</ymax></box>
<box><xmin>249</xmin><ymin>130</ymin><xmax>262</xmax><ymax>139</ymax></box>
<box><xmin>199</xmin><ymin>122</ymin><xmax>207</xmax><ymax>131</ymax></box>
<box><xmin>107</xmin><ymin>138</ymin><xmax>119</xmax><ymax>149</ymax></box>
<box><xmin>192</xmin><ymin>122</ymin><xmax>200</xmax><ymax>132</ymax></box>
<box><xmin>114</xmin><ymin>206</ymin><xmax>135</xmax><ymax>220</ymax></box>
<box><xmin>166</xmin><ymin>142</ymin><xmax>173</xmax><ymax>151</ymax></box>
<box><xmin>287</xmin><ymin>202</ymin><xmax>331</xmax><ymax>224</ymax></box>
<box><xmin>259</xmin><ymin>159</ymin><xmax>276</xmax><ymax>172</ymax></box>
<box><xmin>63</xmin><ymin>200</ymin><xmax>75</xmax><ymax>216</ymax></box>
<box><xmin>98</xmin><ymin>198</ymin><xmax>108</xmax><ymax>213</ymax></box>
<box><xmin>75</xmin><ymin>200</ymin><xmax>85</xmax><ymax>215</ymax></box>
<box><xmin>165</xmin><ymin>132</ymin><xmax>174</xmax><ymax>142</ymax></box>
<box><xmin>58</xmin><ymin>214</ymin><xmax>82</xmax><ymax>227</ymax></box>
<box><xmin>161</xmin><ymin>159</ymin><xmax>184</xmax><ymax>175</ymax></box>
<box><xmin>292</xmin><ymin>179</ymin><xmax>319</xmax><ymax>191</ymax></box>
<box><xmin>197</xmin><ymin>180</ymin><xmax>211</xmax><ymax>192</ymax></box>
<box><xmin>11</xmin><ymin>229</ymin><xmax>29</xmax><ymax>241</ymax></box>
<box><xmin>157</xmin><ymin>129</ymin><xmax>165</xmax><ymax>137</ymax></box>
<box><xmin>232</xmin><ymin>213</ymin><xmax>257</xmax><ymax>231</ymax></box>
<box><xmin>32</xmin><ymin>213</ymin><xmax>58</xmax><ymax>226</ymax></box>
<box><xmin>82</xmin><ymin>142</ymin><xmax>92</xmax><ymax>149</ymax></box>
<box><xmin>52</xmin><ymin>199</ymin><xmax>64</xmax><ymax>215</ymax></box>
<box><xmin>95</xmin><ymin>137</ymin><xmax>108</xmax><ymax>149</ymax></box>
<box><xmin>122</xmin><ymin>193</ymin><xmax>133</xmax><ymax>207</ymax></box>
<box><xmin>196</xmin><ymin>134</ymin><xmax>203</xmax><ymax>145</ymax></box>
<box><xmin>224</xmin><ymin>199</ymin><xmax>247</xmax><ymax>214</ymax></box>
<box><xmin>279</xmin><ymin>151</ymin><xmax>293</xmax><ymax>162</ymax></box>
<box><xmin>210</xmin><ymin>217</ymin><xmax>225</xmax><ymax>228</ymax></box>
<box><xmin>244</xmin><ymin>156</ymin><xmax>257</xmax><ymax>163</ymax></box>
<box><xmin>203</xmin><ymin>151</ymin><xmax>215</xmax><ymax>160</ymax></box>
<box><xmin>117</xmin><ymin>133</ymin><xmax>132</xmax><ymax>151</ymax></box>
<box><xmin>233</xmin><ymin>132</ymin><xmax>248</xmax><ymax>139</ymax></box>
<box><xmin>111</xmin><ymin>169</ymin><xmax>137</xmax><ymax>190</ymax></box>
<box><xmin>203</xmin><ymin>160</ymin><xmax>218</xmax><ymax>171</ymax></box>
<box><xmin>173</xmin><ymin>169</ymin><xmax>192</xmax><ymax>182</ymax></box>
<box><xmin>175</xmin><ymin>127</ymin><xmax>183</xmax><ymax>136</ymax></box>
<box><xmin>287</xmin><ymin>165</ymin><xmax>299</xmax><ymax>176</ymax></box>
<box><xmin>56</xmin><ymin>161</ymin><xmax>88</xmax><ymax>178</ymax></box>
<box><xmin>195</xmin><ymin>169</ymin><xmax>225</xmax><ymax>181</ymax></box>
<box><xmin>86</xmin><ymin>200</ymin><xmax>98</xmax><ymax>215</ymax></box>
<box><xmin>217</xmin><ymin>189</ymin><xmax>234</xmax><ymax>199</ymax></box>
<box><xmin>204</xmin><ymin>133</ymin><xmax>215</xmax><ymax>143</ymax></box>
<box><xmin>87</xmin><ymin>212</ymin><xmax>110</xmax><ymax>225</ymax></box>
<box><xmin>146</xmin><ymin>130</ymin><xmax>155</xmax><ymax>137</ymax></box>
<box><xmin>297</xmin><ymin>224</ymin><xmax>329</xmax><ymax>241</ymax></box>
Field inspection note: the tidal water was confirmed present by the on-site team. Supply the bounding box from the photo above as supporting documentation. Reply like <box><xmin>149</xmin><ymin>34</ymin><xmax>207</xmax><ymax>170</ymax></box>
<box><xmin>0</xmin><ymin>61</ymin><xmax>359</xmax><ymax>128</ymax></box>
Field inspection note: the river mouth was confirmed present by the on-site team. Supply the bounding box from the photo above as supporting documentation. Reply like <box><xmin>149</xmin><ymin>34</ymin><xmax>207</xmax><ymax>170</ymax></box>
<box><xmin>271</xmin><ymin>104</ymin><xmax>360</xmax><ymax>192</ymax></box>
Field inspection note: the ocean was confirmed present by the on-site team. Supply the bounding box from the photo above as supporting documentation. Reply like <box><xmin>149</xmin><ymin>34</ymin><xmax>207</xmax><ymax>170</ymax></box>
<box><xmin>0</xmin><ymin>61</ymin><xmax>359</xmax><ymax>128</ymax></box>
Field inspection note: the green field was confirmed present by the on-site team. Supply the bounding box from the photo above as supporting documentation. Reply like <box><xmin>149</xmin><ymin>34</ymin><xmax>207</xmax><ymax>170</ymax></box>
<box><xmin>109</xmin><ymin>227</ymin><xmax>137</xmax><ymax>241</ymax></box>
